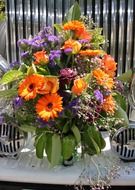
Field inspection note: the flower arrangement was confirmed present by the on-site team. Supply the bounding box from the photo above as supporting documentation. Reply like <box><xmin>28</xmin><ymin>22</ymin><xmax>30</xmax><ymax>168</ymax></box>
<box><xmin>0</xmin><ymin>2</ymin><xmax>129</xmax><ymax>166</ymax></box>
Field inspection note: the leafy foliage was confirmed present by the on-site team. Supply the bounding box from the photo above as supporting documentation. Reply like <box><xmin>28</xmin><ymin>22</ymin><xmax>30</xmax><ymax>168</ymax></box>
<box><xmin>0</xmin><ymin>70</ymin><xmax>23</xmax><ymax>84</ymax></box>
<box><xmin>64</xmin><ymin>1</ymin><xmax>81</xmax><ymax>22</ymax></box>
<box><xmin>82</xmin><ymin>126</ymin><xmax>106</xmax><ymax>155</ymax></box>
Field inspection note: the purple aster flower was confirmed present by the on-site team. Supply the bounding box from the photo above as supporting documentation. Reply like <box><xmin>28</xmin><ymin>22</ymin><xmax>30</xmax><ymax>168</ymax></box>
<box><xmin>66</xmin><ymin>98</ymin><xmax>79</xmax><ymax>115</ymax></box>
<box><xmin>37</xmin><ymin>118</ymin><xmax>55</xmax><ymax>128</ymax></box>
<box><xmin>31</xmin><ymin>41</ymin><xmax>42</xmax><ymax>49</ymax></box>
<box><xmin>67</xmin><ymin>98</ymin><xmax>79</xmax><ymax>108</ymax></box>
<box><xmin>33</xmin><ymin>36</ymin><xmax>42</xmax><ymax>41</ymax></box>
<box><xmin>21</xmin><ymin>51</ymin><xmax>29</xmax><ymax>59</ymax></box>
<box><xmin>49</xmin><ymin>50</ymin><xmax>61</xmax><ymax>61</ymax></box>
<box><xmin>64</xmin><ymin>48</ymin><xmax>72</xmax><ymax>55</ymax></box>
<box><xmin>48</xmin><ymin>35</ymin><xmax>59</xmax><ymax>42</ymax></box>
<box><xmin>39</xmin><ymin>26</ymin><xmax>53</xmax><ymax>38</ymax></box>
<box><xmin>17</xmin><ymin>39</ymin><xmax>32</xmax><ymax>49</ymax></box>
<box><xmin>31</xmin><ymin>36</ymin><xmax>46</xmax><ymax>48</ymax></box>
<box><xmin>94</xmin><ymin>89</ymin><xmax>103</xmax><ymax>104</ymax></box>
<box><xmin>59</xmin><ymin>68</ymin><xmax>77</xmax><ymax>85</ymax></box>
<box><xmin>10</xmin><ymin>61</ymin><xmax>20</xmax><ymax>69</ymax></box>
<box><xmin>13</xmin><ymin>97</ymin><xmax>24</xmax><ymax>109</ymax></box>
<box><xmin>78</xmin><ymin>39</ymin><xmax>89</xmax><ymax>44</ymax></box>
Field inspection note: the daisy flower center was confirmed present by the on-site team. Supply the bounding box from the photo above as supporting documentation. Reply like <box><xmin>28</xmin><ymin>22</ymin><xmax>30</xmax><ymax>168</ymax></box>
<box><xmin>28</xmin><ymin>83</ymin><xmax>35</xmax><ymax>91</ymax></box>
<box><xmin>47</xmin><ymin>102</ymin><xmax>53</xmax><ymax>110</ymax></box>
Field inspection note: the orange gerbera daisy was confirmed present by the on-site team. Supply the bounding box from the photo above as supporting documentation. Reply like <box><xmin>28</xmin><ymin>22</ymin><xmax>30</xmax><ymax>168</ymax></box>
<box><xmin>102</xmin><ymin>54</ymin><xmax>117</xmax><ymax>77</ymax></box>
<box><xmin>93</xmin><ymin>68</ymin><xmax>114</xmax><ymax>89</ymax></box>
<box><xmin>38</xmin><ymin>77</ymin><xmax>59</xmax><ymax>94</ymax></box>
<box><xmin>33</xmin><ymin>50</ymin><xmax>49</xmax><ymax>65</ymax></box>
<box><xmin>36</xmin><ymin>93</ymin><xmax>63</xmax><ymax>121</ymax></box>
<box><xmin>18</xmin><ymin>74</ymin><xmax>46</xmax><ymax>101</ymax></box>
<box><xmin>72</xmin><ymin>78</ymin><xmax>87</xmax><ymax>96</ymax></box>
<box><xmin>63</xmin><ymin>20</ymin><xmax>85</xmax><ymax>32</ymax></box>
<box><xmin>102</xmin><ymin>95</ymin><xmax>116</xmax><ymax>115</ymax></box>
<box><xmin>62</xmin><ymin>39</ymin><xmax>81</xmax><ymax>54</ymax></box>
<box><xmin>79</xmin><ymin>50</ymin><xmax>104</xmax><ymax>57</ymax></box>
<box><xmin>75</xmin><ymin>29</ymin><xmax>92</xmax><ymax>40</ymax></box>
<box><xmin>63</xmin><ymin>20</ymin><xmax>91</xmax><ymax>40</ymax></box>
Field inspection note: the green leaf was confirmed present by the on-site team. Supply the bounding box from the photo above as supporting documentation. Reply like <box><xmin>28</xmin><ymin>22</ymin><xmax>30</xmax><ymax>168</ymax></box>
<box><xmin>62</xmin><ymin>135</ymin><xmax>76</xmax><ymax>160</ymax></box>
<box><xmin>19</xmin><ymin>64</ymin><xmax>28</xmax><ymax>73</ymax></box>
<box><xmin>71</xmin><ymin>125</ymin><xmax>81</xmax><ymax>144</ymax></box>
<box><xmin>114</xmin><ymin>93</ymin><xmax>127</xmax><ymax>111</ymax></box>
<box><xmin>35</xmin><ymin>133</ymin><xmax>46</xmax><ymax>159</ymax></box>
<box><xmin>88</xmin><ymin>126</ymin><xmax>106</xmax><ymax>150</ymax></box>
<box><xmin>46</xmin><ymin>134</ymin><xmax>61</xmax><ymax>166</ymax></box>
<box><xmin>114</xmin><ymin>105</ymin><xmax>129</xmax><ymax>127</ymax></box>
<box><xmin>20</xmin><ymin>125</ymin><xmax>36</xmax><ymax>133</ymax></box>
<box><xmin>83</xmin><ymin>131</ymin><xmax>100</xmax><ymax>155</ymax></box>
<box><xmin>84</xmin><ymin>73</ymin><xmax>92</xmax><ymax>83</ymax></box>
<box><xmin>64</xmin><ymin>2</ymin><xmax>81</xmax><ymax>22</ymax></box>
<box><xmin>36</xmin><ymin>127</ymin><xmax>48</xmax><ymax>135</ymax></box>
<box><xmin>82</xmin><ymin>126</ymin><xmax>106</xmax><ymax>156</ymax></box>
<box><xmin>27</xmin><ymin>64</ymin><xmax>37</xmax><ymax>75</ymax></box>
<box><xmin>62</xmin><ymin>121</ymin><xmax>70</xmax><ymax>134</ymax></box>
<box><xmin>0</xmin><ymin>88</ymin><xmax>17</xmax><ymax>98</ymax></box>
<box><xmin>54</xmin><ymin>24</ymin><xmax>63</xmax><ymax>33</ymax></box>
<box><xmin>117</xmin><ymin>69</ymin><xmax>133</xmax><ymax>83</ymax></box>
<box><xmin>0</xmin><ymin>70</ymin><xmax>23</xmax><ymax>85</ymax></box>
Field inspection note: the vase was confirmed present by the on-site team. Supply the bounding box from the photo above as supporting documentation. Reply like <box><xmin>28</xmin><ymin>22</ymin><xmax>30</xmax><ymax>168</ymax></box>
<box><xmin>63</xmin><ymin>156</ymin><xmax>75</xmax><ymax>166</ymax></box>
<box><xmin>0</xmin><ymin>121</ymin><xmax>26</xmax><ymax>158</ymax></box>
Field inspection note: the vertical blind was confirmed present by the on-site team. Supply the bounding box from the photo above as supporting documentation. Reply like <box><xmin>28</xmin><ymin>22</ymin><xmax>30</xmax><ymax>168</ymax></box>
<box><xmin>6</xmin><ymin>0</ymin><xmax>135</xmax><ymax>75</ymax></box>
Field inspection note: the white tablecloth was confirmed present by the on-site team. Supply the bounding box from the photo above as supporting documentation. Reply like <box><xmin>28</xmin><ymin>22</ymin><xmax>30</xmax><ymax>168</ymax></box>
<box><xmin>0</xmin><ymin>132</ymin><xmax>135</xmax><ymax>186</ymax></box>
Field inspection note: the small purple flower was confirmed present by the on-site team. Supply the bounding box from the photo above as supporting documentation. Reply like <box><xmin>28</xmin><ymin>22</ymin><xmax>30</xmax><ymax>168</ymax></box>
<box><xmin>31</xmin><ymin>36</ymin><xmax>46</xmax><ymax>48</ymax></box>
<box><xmin>33</xmin><ymin>36</ymin><xmax>42</xmax><ymax>41</ymax></box>
<box><xmin>48</xmin><ymin>35</ymin><xmax>59</xmax><ymax>42</ymax></box>
<box><xmin>66</xmin><ymin>98</ymin><xmax>79</xmax><ymax>115</ymax></box>
<box><xmin>21</xmin><ymin>51</ymin><xmax>29</xmax><ymax>59</ymax></box>
<box><xmin>59</xmin><ymin>68</ymin><xmax>77</xmax><ymax>85</ymax></box>
<box><xmin>37</xmin><ymin>118</ymin><xmax>55</xmax><ymax>128</ymax></box>
<box><xmin>78</xmin><ymin>39</ymin><xmax>89</xmax><ymax>44</ymax></box>
<box><xmin>31</xmin><ymin>42</ymin><xmax>42</xmax><ymax>49</ymax></box>
<box><xmin>94</xmin><ymin>89</ymin><xmax>103</xmax><ymax>103</ymax></box>
<box><xmin>13</xmin><ymin>97</ymin><xmax>24</xmax><ymax>109</ymax></box>
<box><xmin>39</xmin><ymin>26</ymin><xmax>53</xmax><ymax>38</ymax></box>
<box><xmin>49</xmin><ymin>50</ymin><xmax>61</xmax><ymax>61</ymax></box>
<box><xmin>64</xmin><ymin>48</ymin><xmax>72</xmax><ymax>55</ymax></box>
<box><xmin>10</xmin><ymin>61</ymin><xmax>20</xmax><ymax>68</ymax></box>
<box><xmin>17</xmin><ymin>39</ymin><xmax>32</xmax><ymax>49</ymax></box>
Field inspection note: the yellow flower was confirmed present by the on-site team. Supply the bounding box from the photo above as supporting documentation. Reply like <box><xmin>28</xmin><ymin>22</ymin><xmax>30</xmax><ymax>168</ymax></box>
<box><xmin>62</xmin><ymin>39</ymin><xmax>81</xmax><ymax>54</ymax></box>
<box><xmin>72</xmin><ymin>78</ymin><xmax>87</xmax><ymax>96</ymax></box>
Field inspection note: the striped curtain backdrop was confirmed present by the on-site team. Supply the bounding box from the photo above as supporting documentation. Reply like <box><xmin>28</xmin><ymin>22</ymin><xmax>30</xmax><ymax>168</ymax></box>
<box><xmin>6</xmin><ymin>0</ymin><xmax>135</xmax><ymax>75</ymax></box>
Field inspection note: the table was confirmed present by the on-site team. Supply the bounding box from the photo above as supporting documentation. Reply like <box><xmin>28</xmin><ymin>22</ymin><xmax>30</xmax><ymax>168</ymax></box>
<box><xmin>0</xmin><ymin>132</ymin><xmax>135</xmax><ymax>189</ymax></box>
